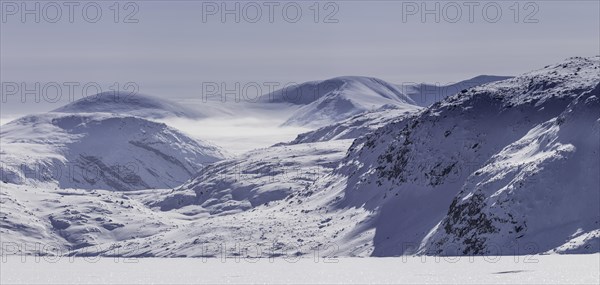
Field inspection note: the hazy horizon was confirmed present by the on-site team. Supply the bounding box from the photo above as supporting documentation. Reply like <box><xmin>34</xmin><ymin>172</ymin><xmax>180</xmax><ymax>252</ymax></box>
<box><xmin>1</xmin><ymin>1</ymin><xmax>599</xmax><ymax>120</ymax></box>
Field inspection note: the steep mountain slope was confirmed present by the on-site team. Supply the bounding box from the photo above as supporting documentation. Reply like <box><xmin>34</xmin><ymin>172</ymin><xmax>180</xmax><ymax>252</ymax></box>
<box><xmin>401</xmin><ymin>75</ymin><xmax>513</xmax><ymax>107</ymax></box>
<box><xmin>335</xmin><ymin>56</ymin><xmax>599</xmax><ymax>255</ymax></box>
<box><xmin>1</xmin><ymin>112</ymin><xmax>228</xmax><ymax>191</ymax></box>
<box><xmin>421</xmin><ymin>83</ymin><xmax>600</xmax><ymax>255</ymax></box>
<box><xmin>53</xmin><ymin>92</ymin><xmax>205</xmax><ymax>119</ymax></box>
<box><xmin>275</xmin><ymin>76</ymin><xmax>418</xmax><ymax>128</ymax></box>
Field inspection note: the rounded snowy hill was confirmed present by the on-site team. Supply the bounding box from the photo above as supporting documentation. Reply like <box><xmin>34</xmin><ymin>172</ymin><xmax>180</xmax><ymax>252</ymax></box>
<box><xmin>264</xmin><ymin>76</ymin><xmax>419</xmax><ymax>127</ymax></box>
<box><xmin>264</xmin><ymin>76</ymin><xmax>413</xmax><ymax>104</ymax></box>
<box><xmin>1</xmin><ymin>112</ymin><xmax>228</xmax><ymax>191</ymax></box>
<box><xmin>52</xmin><ymin>92</ymin><xmax>205</xmax><ymax>119</ymax></box>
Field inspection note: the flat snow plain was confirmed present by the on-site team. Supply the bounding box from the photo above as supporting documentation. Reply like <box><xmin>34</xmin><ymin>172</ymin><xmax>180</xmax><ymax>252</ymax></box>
<box><xmin>1</xmin><ymin>255</ymin><xmax>598</xmax><ymax>284</ymax></box>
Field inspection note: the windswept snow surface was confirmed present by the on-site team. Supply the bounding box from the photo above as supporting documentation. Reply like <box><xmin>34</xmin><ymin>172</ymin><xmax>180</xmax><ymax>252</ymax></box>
<box><xmin>0</xmin><ymin>183</ymin><xmax>177</xmax><ymax>251</ymax></box>
<box><xmin>1</xmin><ymin>255</ymin><xmax>599</xmax><ymax>285</ymax></box>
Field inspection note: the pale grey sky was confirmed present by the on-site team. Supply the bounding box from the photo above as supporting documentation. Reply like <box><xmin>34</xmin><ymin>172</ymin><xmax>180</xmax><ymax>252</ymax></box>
<box><xmin>1</xmin><ymin>1</ymin><xmax>599</xmax><ymax>118</ymax></box>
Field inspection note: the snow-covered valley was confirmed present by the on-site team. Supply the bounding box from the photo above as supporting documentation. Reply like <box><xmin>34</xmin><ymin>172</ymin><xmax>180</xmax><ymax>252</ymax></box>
<box><xmin>1</xmin><ymin>57</ymin><xmax>598</xmax><ymax>264</ymax></box>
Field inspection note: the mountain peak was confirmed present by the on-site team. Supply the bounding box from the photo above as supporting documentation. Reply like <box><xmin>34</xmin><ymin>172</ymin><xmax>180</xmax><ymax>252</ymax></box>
<box><xmin>52</xmin><ymin>92</ymin><xmax>204</xmax><ymax>119</ymax></box>
<box><xmin>275</xmin><ymin>76</ymin><xmax>418</xmax><ymax>127</ymax></box>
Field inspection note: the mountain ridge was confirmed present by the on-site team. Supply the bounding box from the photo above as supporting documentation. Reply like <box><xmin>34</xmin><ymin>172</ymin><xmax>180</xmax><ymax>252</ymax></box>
<box><xmin>53</xmin><ymin>91</ymin><xmax>206</xmax><ymax>119</ymax></box>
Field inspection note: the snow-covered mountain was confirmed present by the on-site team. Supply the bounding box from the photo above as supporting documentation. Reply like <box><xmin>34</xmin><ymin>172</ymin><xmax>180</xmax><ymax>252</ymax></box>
<box><xmin>276</xmin><ymin>75</ymin><xmax>508</xmax><ymax>128</ymax></box>
<box><xmin>421</xmin><ymin>78</ymin><xmax>600</xmax><ymax>256</ymax></box>
<box><xmin>53</xmin><ymin>92</ymin><xmax>205</xmax><ymax>119</ymax></box>
<box><xmin>335</xmin><ymin>56</ymin><xmax>599</xmax><ymax>255</ymax></box>
<box><xmin>2</xmin><ymin>56</ymin><xmax>598</xmax><ymax>258</ymax></box>
<box><xmin>1</xmin><ymin>112</ymin><xmax>228</xmax><ymax>191</ymax></box>
<box><xmin>273</xmin><ymin>76</ymin><xmax>419</xmax><ymax>128</ymax></box>
<box><xmin>401</xmin><ymin>75</ymin><xmax>513</xmax><ymax>107</ymax></box>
